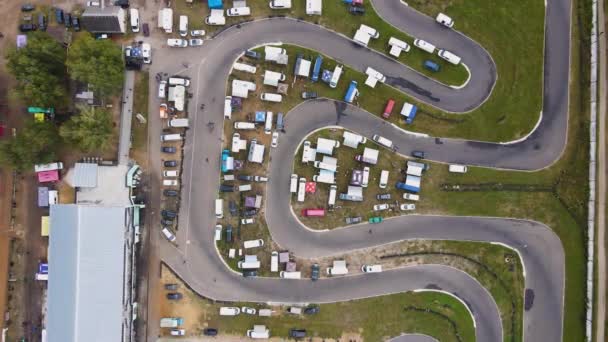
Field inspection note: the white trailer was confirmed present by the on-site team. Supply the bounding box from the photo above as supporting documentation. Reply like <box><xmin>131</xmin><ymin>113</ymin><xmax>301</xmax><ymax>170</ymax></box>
<box><xmin>297</xmin><ymin>177</ymin><xmax>306</xmax><ymax>202</ymax></box>
<box><xmin>158</xmin><ymin>8</ymin><xmax>173</xmax><ymax>33</ymax></box>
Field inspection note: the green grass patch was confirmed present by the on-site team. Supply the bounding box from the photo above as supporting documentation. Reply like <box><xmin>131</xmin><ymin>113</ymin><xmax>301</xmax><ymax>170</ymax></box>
<box><xmin>131</xmin><ymin>72</ymin><xmax>149</xmax><ymax>165</ymax></box>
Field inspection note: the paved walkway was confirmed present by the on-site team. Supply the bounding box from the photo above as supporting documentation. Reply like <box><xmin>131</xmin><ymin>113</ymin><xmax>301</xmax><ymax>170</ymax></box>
<box><xmin>118</xmin><ymin>70</ymin><xmax>135</xmax><ymax>165</ymax></box>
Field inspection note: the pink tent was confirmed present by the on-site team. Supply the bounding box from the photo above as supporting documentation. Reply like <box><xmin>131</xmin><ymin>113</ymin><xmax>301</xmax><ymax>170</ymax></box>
<box><xmin>38</xmin><ymin>170</ymin><xmax>59</xmax><ymax>183</ymax></box>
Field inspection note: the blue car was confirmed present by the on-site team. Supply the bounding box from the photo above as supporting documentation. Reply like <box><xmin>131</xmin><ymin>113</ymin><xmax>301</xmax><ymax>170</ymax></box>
<box><xmin>424</xmin><ymin>60</ymin><xmax>440</xmax><ymax>72</ymax></box>
<box><xmin>54</xmin><ymin>8</ymin><xmax>64</xmax><ymax>24</ymax></box>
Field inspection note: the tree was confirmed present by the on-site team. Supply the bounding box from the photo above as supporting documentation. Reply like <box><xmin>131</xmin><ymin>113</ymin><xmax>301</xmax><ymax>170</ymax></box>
<box><xmin>0</xmin><ymin>120</ymin><xmax>61</xmax><ymax>171</ymax></box>
<box><xmin>5</xmin><ymin>32</ymin><xmax>67</xmax><ymax>107</ymax></box>
<box><xmin>59</xmin><ymin>105</ymin><xmax>114</xmax><ymax>152</ymax></box>
<box><xmin>66</xmin><ymin>34</ymin><xmax>124</xmax><ymax>97</ymax></box>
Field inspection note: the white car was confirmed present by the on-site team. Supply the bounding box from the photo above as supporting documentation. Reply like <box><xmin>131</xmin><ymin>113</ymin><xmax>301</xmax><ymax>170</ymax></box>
<box><xmin>403</xmin><ymin>193</ymin><xmax>420</xmax><ymax>201</ymax></box>
<box><xmin>170</xmin><ymin>329</ymin><xmax>185</xmax><ymax>336</ymax></box>
<box><xmin>400</xmin><ymin>203</ymin><xmax>416</xmax><ymax>211</ymax></box>
<box><xmin>189</xmin><ymin>39</ymin><xmax>204</xmax><ymax>47</ymax></box>
<box><xmin>373</xmin><ymin>203</ymin><xmax>390</xmax><ymax>211</ymax></box>
<box><xmin>226</xmin><ymin>6</ymin><xmax>251</xmax><ymax>16</ymax></box>
<box><xmin>241</xmin><ymin>307</ymin><xmax>257</xmax><ymax>315</ymax></box>
<box><xmin>241</xmin><ymin>218</ymin><xmax>255</xmax><ymax>225</ymax></box>
<box><xmin>190</xmin><ymin>29</ymin><xmax>206</xmax><ymax>37</ymax></box>
<box><xmin>167</xmin><ymin>39</ymin><xmax>188</xmax><ymax>48</ymax></box>
<box><xmin>361</xmin><ymin>265</ymin><xmax>383</xmax><ymax>273</ymax></box>
<box><xmin>86</xmin><ymin>1</ymin><xmax>100</xmax><ymax>5</ymax></box>
<box><xmin>271</xmin><ymin>132</ymin><xmax>279</xmax><ymax>148</ymax></box>
<box><xmin>158</xmin><ymin>81</ymin><xmax>167</xmax><ymax>98</ymax></box>
<box><xmin>141</xmin><ymin>43</ymin><xmax>151</xmax><ymax>64</ymax></box>
<box><xmin>362</xmin><ymin>167</ymin><xmax>370</xmax><ymax>188</ymax></box>
<box><xmin>163</xmin><ymin>180</ymin><xmax>178</xmax><ymax>186</ymax></box>
<box><xmin>254</xmin><ymin>176</ymin><xmax>268</xmax><ymax>182</ymax></box>
<box><xmin>161</xmin><ymin>227</ymin><xmax>176</xmax><ymax>242</ymax></box>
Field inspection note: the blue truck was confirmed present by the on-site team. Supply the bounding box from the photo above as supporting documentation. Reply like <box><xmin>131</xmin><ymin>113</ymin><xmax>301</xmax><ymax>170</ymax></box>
<box><xmin>400</xmin><ymin>102</ymin><xmax>418</xmax><ymax>124</ymax></box>
<box><xmin>395</xmin><ymin>178</ymin><xmax>420</xmax><ymax>193</ymax></box>
<box><xmin>312</xmin><ymin>55</ymin><xmax>323</xmax><ymax>82</ymax></box>
<box><xmin>343</xmin><ymin>80</ymin><xmax>358</xmax><ymax>103</ymax></box>
<box><xmin>254</xmin><ymin>111</ymin><xmax>266</xmax><ymax>123</ymax></box>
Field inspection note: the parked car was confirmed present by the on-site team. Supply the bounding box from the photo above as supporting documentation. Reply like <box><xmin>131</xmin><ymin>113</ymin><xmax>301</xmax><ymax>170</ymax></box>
<box><xmin>38</xmin><ymin>14</ymin><xmax>46</xmax><ymax>31</ymax></box>
<box><xmin>163</xmin><ymin>190</ymin><xmax>179</xmax><ymax>197</ymax></box>
<box><xmin>167</xmin><ymin>39</ymin><xmax>188</xmax><ymax>47</ymax></box>
<box><xmin>376</xmin><ymin>193</ymin><xmax>391</xmax><ymax>200</ymax></box>
<box><xmin>411</xmin><ymin>150</ymin><xmax>426</xmax><ymax>159</ymax></box>
<box><xmin>114</xmin><ymin>0</ymin><xmax>130</xmax><ymax>8</ymax></box>
<box><xmin>219</xmin><ymin>184</ymin><xmax>234</xmax><ymax>192</ymax></box>
<box><xmin>254</xmin><ymin>176</ymin><xmax>268</xmax><ymax>182</ymax></box>
<box><xmin>54</xmin><ymin>8</ymin><xmax>64</xmax><ymax>24</ymax></box>
<box><xmin>303</xmin><ymin>305</ymin><xmax>320</xmax><ymax>315</ymax></box>
<box><xmin>242</xmin><ymin>270</ymin><xmax>257</xmax><ymax>277</ymax></box>
<box><xmin>400</xmin><ymin>203</ymin><xmax>416</xmax><ymax>211</ymax></box>
<box><xmin>290</xmin><ymin>329</ymin><xmax>307</xmax><ymax>338</ymax></box>
<box><xmin>241</xmin><ymin>307</ymin><xmax>257</xmax><ymax>315</ymax></box>
<box><xmin>164</xmin><ymin>283</ymin><xmax>178</xmax><ymax>290</ymax></box>
<box><xmin>162</xmin><ymin>146</ymin><xmax>177</xmax><ymax>153</ymax></box>
<box><xmin>87</xmin><ymin>1</ymin><xmax>100</xmax><ymax>5</ymax></box>
<box><xmin>349</xmin><ymin>5</ymin><xmax>365</xmax><ymax>15</ymax></box>
<box><xmin>244</xmin><ymin>50</ymin><xmax>261</xmax><ymax>59</ymax></box>
<box><xmin>170</xmin><ymin>329</ymin><xmax>185</xmax><ymax>336</ymax></box>
<box><xmin>191</xmin><ymin>29</ymin><xmax>206</xmax><ymax>36</ymax></box>
<box><xmin>142</xmin><ymin>43</ymin><xmax>151</xmax><ymax>63</ymax></box>
<box><xmin>189</xmin><ymin>38</ymin><xmax>204</xmax><ymax>47</ymax></box>
<box><xmin>373</xmin><ymin>203</ymin><xmax>390</xmax><ymax>211</ymax></box>
<box><xmin>241</xmin><ymin>218</ymin><xmax>255</xmax><ymax>225</ymax></box>
<box><xmin>311</xmin><ymin>264</ymin><xmax>320</xmax><ymax>281</ymax></box>
<box><xmin>166</xmin><ymin>293</ymin><xmax>183</xmax><ymax>300</ymax></box>
<box><xmin>238</xmin><ymin>175</ymin><xmax>254</xmax><ymax>181</ymax></box>
<box><xmin>403</xmin><ymin>193</ymin><xmax>420</xmax><ymax>201</ymax></box>
<box><xmin>72</xmin><ymin>16</ymin><xmax>80</xmax><ymax>31</ymax></box>
<box><xmin>203</xmin><ymin>328</ymin><xmax>218</xmax><ymax>336</ymax></box>
<box><xmin>64</xmin><ymin>13</ymin><xmax>71</xmax><ymax>27</ymax></box>
<box><xmin>19</xmin><ymin>24</ymin><xmax>37</xmax><ymax>32</ymax></box>
<box><xmin>161</xmin><ymin>210</ymin><xmax>177</xmax><ymax>218</ymax></box>
<box><xmin>271</xmin><ymin>132</ymin><xmax>279</xmax><ymax>148</ymax></box>
<box><xmin>229</xmin><ymin>200</ymin><xmax>238</xmax><ymax>215</ymax></box>
<box><xmin>161</xmin><ymin>219</ymin><xmax>174</xmax><ymax>226</ymax></box>
<box><xmin>301</xmin><ymin>91</ymin><xmax>318</xmax><ymax>99</ymax></box>
<box><xmin>243</xmin><ymin>209</ymin><xmax>257</xmax><ymax>217</ymax></box>
<box><xmin>369</xmin><ymin>216</ymin><xmax>383</xmax><ymax>224</ymax></box>
<box><xmin>142</xmin><ymin>23</ymin><xmax>150</xmax><ymax>36</ymax></box>
<box><xmin>164</xmin><ymin>160</ymin><xmax>178</xmax><ymax>167</ymax></box>
<box><xmin>21</xmin><ymin>4</ymin><xmax>35</xmax><ymax>11</ymax></box>
<box><xmin>345</xmin><ymin>216</ymin><xmax>362</xmax><ymax>224</ymax></box>
<box><xmin>361</xmin><ymin>265</ymin><xmax>383</xmax><ymax>273</ymax></box>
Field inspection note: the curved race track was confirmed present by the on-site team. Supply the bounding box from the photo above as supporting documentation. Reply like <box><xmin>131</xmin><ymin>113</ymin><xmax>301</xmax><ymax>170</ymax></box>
<box><xmin>155</xmin><ymin>0</ymin><xmax>572</xmax><ymax>341</ymax></box>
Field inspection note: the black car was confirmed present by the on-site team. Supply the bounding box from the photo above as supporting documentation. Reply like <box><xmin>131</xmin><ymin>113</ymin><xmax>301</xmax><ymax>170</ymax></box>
<box><xmin>411</xmin><ymin>150</ymin><xmax>425</xmax><ymax>159</ymax></box>
<box><xmin>376</xmin><ymin>193</ymin><xmax>391</xmax><ymax>200</ymax></box>
<box><xmin>310</xmin><ymin>264</ymin><xmax>320</xmax><ymax>281</ymax></box>
<box><xmin>243</xmin><ymin>209</ymin><xmax>257</xmax><ymax>217</ymax></box>
<box><xmin>238</xmin><ymin>175</ymin><xmax>253</xmax><ymax>181</ymax></box>
<box><xmin>166</xmin><ymin>293</ymin><xmax>182</xmax><ymax>300</ymax></box>
<box><xmin>21</xmin><ymin>4</ymin><xmax>35</xmax><ymax>11</ymax></box>
<box><xmin>142</xmin><ymin>23</ymin><xmax>150</xmax><ymax>37</ymax></box>
<box><xmin>19</xmin><ymin>24</ymin><xmax>37</xmax><ymax>32</ymax></box>
<box><xmin>229</xmin><ymin>200</ymin><xmax>237</xmax><ymax>215</ymax></box>
<box><xmin>38</xmin><ymin>14</ymin><xmax>46</xmax><ymax>31</ymax></box>
<box><xmin>163</xmin><ymin>190</ymin><xmax>179</xmax><ymax>197</ymax></box>
<box><xmin>345</xmin><ymin>216</ymin><xmax>362</xmax><ymax>224</ymax></box>
<box><xmin>289</xmin><ymin>329</ymin><xmax>307</xmax><ymax>339</ymax></box>
<box><xmin>244</xmin><ymin>50</ymin><xmax>261</xmax><ymax>59</ymax></box>
<box><xmin>164</xmin><ymin>160</ymin><xmax>178</xmax><ymax>167</ymax></box>
<box><xmin>303</xmin><ymin>305</ymin><xmax>319</xmax><ymax>315</ymax></box>
<box><xmin>242</xmin><ymin>270</ymin><xmax>257</xmax><ymax>278</ymax></box>
<box><xmin>219</xmin><ymin>184</ymin><xmax>234</xmax><ymax>192</ymax></box>
<box><xmin>161</xmin><ymin>219</ymin><xmax>174</xmax><ymax>226</ymax></box>
<box><xmin>54</xmin><ymin>8</ymin><xmax>64</xmax><ymax>24</ymax></box>
<box><xmin>348</xmin><ymin>5</ymin><xmax>365</xmax><ymax>15</ymax></box>
<box><xmin>162</xmin><ymin>146</ymin><xmax>177</xmax><ymax>153</ymax></box>
<box><xmin>114</xmin><ymin>0</ymin><xmax>130</xmax><ymax>8</ymax></box>
<box><xmin>203</xmin><ymin>328</ymin><xmax>218</xmax><ymax>336</ymax></box>
<box><xmin>225</xmin><ymin>225</ymin><xmax>233</xmax><ymax>243</ymax></box>
<box><xmin>64</xmin><ymin>13</ymin><xmax>72</xmax><ymax>28</ymax></box>
<box><xmin>161</xmin><ymin>210</ymin><xmax>177</xmax><ymax>219</ymax></box>
<box><xmin>164</xmin><ymin>283</ymin><xmax>178</xmax><ymax>290</ymax></box>
<box><xmin>72</xmin><ymin>16</ymin><xmax>80</xmax><ymax>31</ymax></box>
<box><xmin>301</xmin><ymin>91</ymin><xmax>318</xmax><ymax>99</ymax></box>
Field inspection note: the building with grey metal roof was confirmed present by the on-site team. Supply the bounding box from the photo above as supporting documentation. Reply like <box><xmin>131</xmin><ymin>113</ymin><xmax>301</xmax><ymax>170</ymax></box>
<box><xmin>73</xmin><ymin>162</ymin><xmax>99</xmax><ymax>188</ymax></box>
<box><xmin>47</xmin><ymin>204</ymin><xmax>135</xmax><ymax>342</ymax></box>
<box><xmin>81</xmin><ymin>6</ymin><xmax>127</xmax><ymax>33</ymax></box>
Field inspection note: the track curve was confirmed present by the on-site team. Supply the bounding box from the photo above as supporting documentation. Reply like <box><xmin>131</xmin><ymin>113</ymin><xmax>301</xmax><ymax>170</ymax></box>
<box><xmin>154</xmin><ymin>0</ymin><xmax>572</xmax><ymax>341</ymax></box>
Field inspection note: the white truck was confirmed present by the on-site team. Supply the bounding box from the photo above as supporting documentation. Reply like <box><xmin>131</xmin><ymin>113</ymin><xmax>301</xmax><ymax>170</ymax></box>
<box><xmin>160</xmin><ymin>317</ymin><xmax>184</xmax><ymax>328</ymax></box>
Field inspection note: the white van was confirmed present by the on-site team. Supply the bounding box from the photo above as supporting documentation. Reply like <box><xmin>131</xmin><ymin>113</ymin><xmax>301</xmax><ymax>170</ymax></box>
<box><xmin>161</xmin><ymin>227</ymin><xmax>177</xmax><ymax>242</ymax></box>
<box><xmin>163</xmin><ymin>170</ymin><xmax>178</xmax><ymax>177</ymax></box>
<box><xmin>436</xmin><ymin>13</ymin><xmax>454</xmax><ymax>28</ymax></box>
<box><xmin>362</xmin><ymin>166</ymin><xmax>370</xmax><ymax>188</ymax></box>
<box><xmin>214</xmin><ymin>225</ymin><xmax>222</xmax><ymax>241</ymax></box>
<box><xmin>238</xmin><ymin>260</ymin><xmax>261</xmax><ymax>269</ymax></box>
<box><xmin>215</xmin><ymin>199</ymin><xmax>223</xmax><ymax>219</ymax></box>
<box><xmin>179</xmin><ymin>15</ymin><xmax>188</xmax><ymax>37</ymax></box>
<box><xmin>328</xmin><ymin>185</ymin><xmax>337</xmax><ymax>206</ymax></box>
<box><xmin>161</xmin><ymin>134</ymin><xmax>183</xmax><ymax>142</ymax></box>
<box><xmin>260</xmin><ymin>93</ymin><xmax>283</xmax><ymax>103</ymax></box>
<box><xmin>243</xmin><ymin>239</ymin><xmax>264</xmax><ymax>249</ymax></box>
<box><xmin>168</xmin><ymin>118</ymin><xmax>189</xmax><ymax>128</ymax></box>
<box><xmin>297</xmin><ymin>177</ymin><xmax>306</xmax><ymax>202</ymax></box>
<box><xmin>234</xmin><ymin>122</ymin><xmax>256</xmax><ymax>130</ymax></box>
<box><xmin>438</xmin><ymin>49</ymin><xmax>462</xmax><ymax>65</ymax></box>
<box><xmin>269</xmin><ymin>0</ymin><xmax>291</xmax><ymax>9</ymax></box>
<box><xmin>226</xmin><ymin>6</ymin><xmax>251</xmax><ymax>16</ymax></box>
<box><xmin>219</xmin><ymin>307</ymin><xmax>241</xmax><ymax>316</ymax></box>
<box><xmin>233</xmin><ymin>62</ymin><xmax>257</xmax><ymax>74</ymax></box>
<box><xmin>205</xmin><ymin>10</ymin><xmax>226</xmax><ymax>25</ymax></box>
<box><xmin>239</xmin><ymin>184</ymin><xmax>252</xmax><ymax>192</ymax></box>
<box><xmin>163</xmin><ymin>180</ymin><xmax>178</xmax><ymax>186</ymax></box>
<box><xmin>379</xmin><ymin>170</ymin><xmax>389</xmax><ymax>189</ymax></box>
<box><xmin>448</xmin><ymin>164</ymin><xmax>468</xmax><ymax>173</ymax></box>
<box><xmin>359</xmin><ymin>24</ymin><xmax>379</xmax><ymax>38</ymax></box>
<box><xmin>290</xmin><ymin>174</ymin><xmax>298</xmax><ymax>193</ymax></box>
<box><xmin>414</xmin><ymin>39</ymin><xmax>436</xmax><ymax>54</ymax></box>
<box><xmin>264</xmin><ymin>111</ymin><xmax>273</xmax><ymax>134</ymax></box>
<box><xmin>361</xmin><ymin>264</ymin><xmax>383</xmax><ymax>273</ymax></box>
<box><xmin>270</xmin><ymin>251</ymin><xmax>279</xmax><ymax>272</ymax></box>
<box><xmin>130</xmin><ymin>8</ymin><xmax>139</xmax><ymax>33</ymax></box>
<box><xmin>224</xmin><ymin>96</ymin><xmax>232</xmax><ymax>119</ymax></box>
<box><xmin>158</xmin><ymin>81</ymin><xmax>167</xmax><ymax>98</ymax></box>
<box><xmin>279</xmin><ymin>271</ymin><xmax>301</xmax><ymax>279</ymax></box>
<box><xmin>372</xmin><ymin>134</ymin><xmax>393</xmax><ymax>149</ymax></box>
<box><xmin>168</xmin><ymin>77</ymin><xmax>191</xmax><ymax>87</ymax></box>
<box><xmin>330</xmin><ymin>65</ymin><xmax>343</xmax><ymax>88</ymax></box>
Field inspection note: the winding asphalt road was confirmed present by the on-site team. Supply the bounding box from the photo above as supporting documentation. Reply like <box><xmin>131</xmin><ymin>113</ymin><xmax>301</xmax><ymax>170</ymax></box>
<box><xmin>151</xmin><ymin>0</ymin><xmax>572</xmax><ymax>341</ymax></box>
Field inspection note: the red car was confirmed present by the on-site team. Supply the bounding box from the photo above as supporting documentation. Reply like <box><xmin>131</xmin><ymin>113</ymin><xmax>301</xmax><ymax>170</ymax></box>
<box><xmin>382</xmin><ymin>99</ymin><xmax>395</xmax><ymax>119</ymax></box>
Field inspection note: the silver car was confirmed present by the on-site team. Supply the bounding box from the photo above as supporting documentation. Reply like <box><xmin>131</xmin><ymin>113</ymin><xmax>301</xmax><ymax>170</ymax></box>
<box><xmin>189</xmin><ymin>39</ymin><xmax>204</xmax><ymax>47</ymax></box>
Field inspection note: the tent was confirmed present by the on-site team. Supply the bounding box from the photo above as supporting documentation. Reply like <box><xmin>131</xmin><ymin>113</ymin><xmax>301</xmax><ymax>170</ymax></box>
<box><xmin>38</xmin><ymin>170</ymin><xmax>59</xmax><ymax>183</ymax></box>
<box><xmin>305</xmin><ymin>182</ymin><xmax>317</xmax><ymax>193</ymax></box>
<box><xmin>208</xmin><ymin>0</ymin><xmax>223</xmax><ymax>9</ymax></box>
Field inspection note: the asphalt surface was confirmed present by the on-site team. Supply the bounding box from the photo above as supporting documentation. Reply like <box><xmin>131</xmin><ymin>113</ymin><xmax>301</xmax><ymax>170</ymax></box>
<box><xmin>148</xmin><ymin>0</ymin><xmax>573</xmax><ymax>341</ymax></box>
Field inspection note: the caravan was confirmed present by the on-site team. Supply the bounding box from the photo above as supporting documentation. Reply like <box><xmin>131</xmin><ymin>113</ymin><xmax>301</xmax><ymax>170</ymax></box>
<box><xmin>130</xmin><ymin>9</ymin><xmax>139</xmax><ymax>32</ymax></box>
<box><xmin>264</xmin><ymin>111</ymin><xmax>273</xmax><ymax>134</ymax></box>
<box><xmin>328</xmin><ymin>185</ymin><xmax>337</xmax><ymax>206</ymax></box>
<box><xmin>178</xmin><ymin>15</ymin><xmax>188</xmax><ymax>37</ymax></box>
<box><xmin>329</xmin><ymin>65</ymin><xmax>343</xmax><ymax>88</ymax></box>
